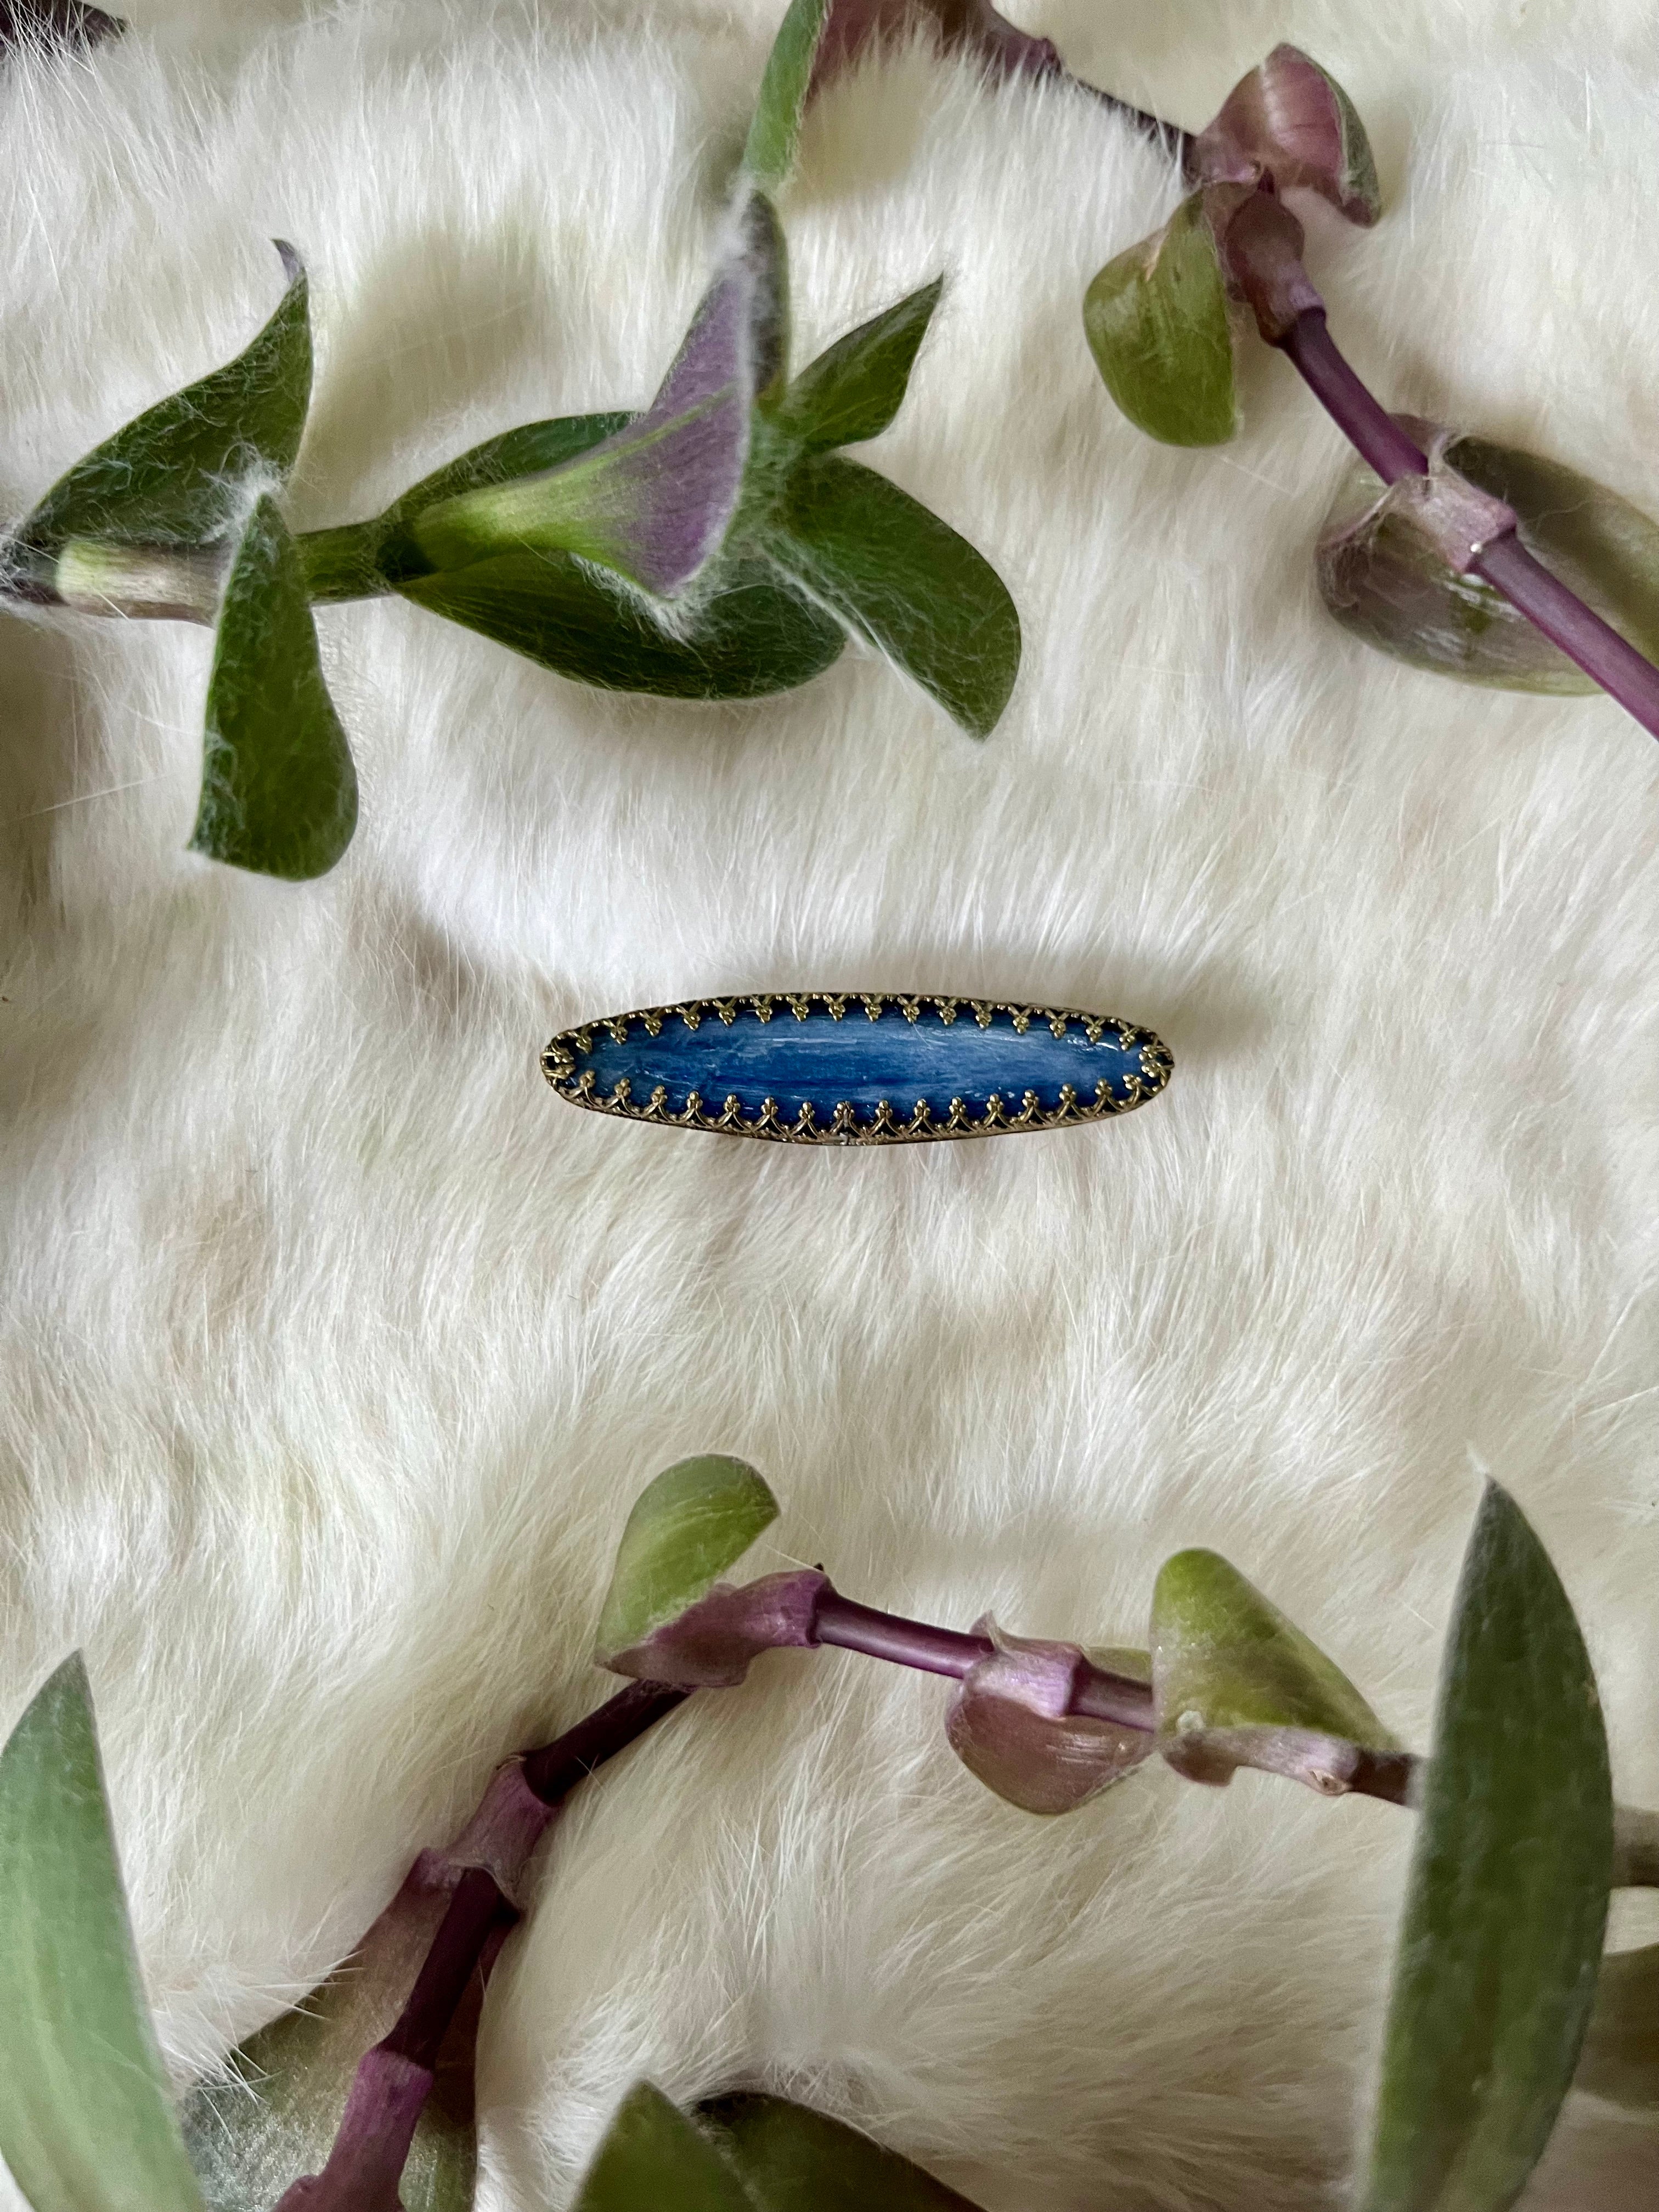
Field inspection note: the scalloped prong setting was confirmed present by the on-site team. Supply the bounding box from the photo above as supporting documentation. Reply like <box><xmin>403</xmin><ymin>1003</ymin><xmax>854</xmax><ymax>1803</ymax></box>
<box><xmin>540</xmin><ymin>993</ymin><xmax>1172</xmax><ymax>1144</ymax></box>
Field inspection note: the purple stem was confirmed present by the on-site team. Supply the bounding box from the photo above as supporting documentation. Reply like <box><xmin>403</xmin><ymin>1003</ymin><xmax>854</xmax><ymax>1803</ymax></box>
<box><xmin>290</xmin><ymin>1576</ymin><xmax>1641</xmax><ymax>2210</ymax></box>
<box><xmin>278</xmin><ymin>1684</ymin><xmax>688</xmax><ymax>2212</ymax></box>
<box><xmin>812</xmin><ymin>1589</ymin><xmax>1155</xmax><ymax>1732</ymax></box>
<box><xmin>1279</xmin><ymin>308</ymin><xmax>1659</xmax><ymax>741</ymax></box>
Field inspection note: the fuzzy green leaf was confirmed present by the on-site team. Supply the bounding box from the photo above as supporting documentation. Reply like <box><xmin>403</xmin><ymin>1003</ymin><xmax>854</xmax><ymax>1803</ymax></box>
<box><xmin>1574</xmin><ymin>1944</ymin><xmax>1659</xmax><ymax>2111</ymax></box>
<box><xmin>699</xmin><ymin>2093</ymin><xmax>988</xmax><ymax>2210</ymax></box>
<box><xmin>1083</xmin><ymin>195</ymin><xmax>1237</xmax><ymax>448</ymax></box>
<box><xmin>743</xmin><ymin>0</ymin><xmax>832</xmax><ymax>190</ymax></box>
<box><xmin>1318</xmin><ymin>421</ymin><xmax>1659</xmax><ymax>695</ymax></box>
<box><xmin>765</xmin><ymin>453</ymin><xmax>1018</xmax><ymax>737</ymax></box>
<box><xmin>181</xmin><ymin>1865</ymin><xmax>476</xmax><ymax>2212</ymax></box>
<box><xmin>398</xmin><ymin>546</ymin><xmax>843</xmax><ymax>700</ymax></box>
<box><xmin>0</xmin><ymin>1655</ymin><xmax>207</xmax><ymax>2212</ymax></box>
<box><xmin>1150</xmin><ymin>1548</ymin><xmax>1398</xmax><ymax>1791</ymax></box>
<box><xmin>411</xmin><ymin>199</ymin><xmax>786</xmax><ymax>598</ymax></box>
<box><xmin>777</xmin><ymin>280</ymin><xmax>943</xmax><ymax>455</ymax></box>
<box><xmin>595</xmin><ymin>1457</ymin><xmax>778</xmax><ymax>1667</ymax></box>
<box><xmin>191</xmin><ymin>495</ymin><xmax>357</xmax><ymax>880</ymax></box>
<box><xmin>1361</xmin><ymin>1483</ymin><xmax>1613</xmax><ymax>2212</ymax></box>
<box><xmin>14</xmin><ymin>243</ymin><xmax>309</xmax><ymax>560</ymax></box>
<box><xmin>574</xmin><ymin>2084</ymin><xmax>755</xmax><ymax>2212</ymax></box>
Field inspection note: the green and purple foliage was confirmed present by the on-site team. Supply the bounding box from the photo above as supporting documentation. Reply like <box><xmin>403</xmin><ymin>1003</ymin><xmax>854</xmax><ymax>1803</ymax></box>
<box><xmin>1081</xmin><ymin>45</ymin><xmax>1659</xmax><ymax>744</ymax></box>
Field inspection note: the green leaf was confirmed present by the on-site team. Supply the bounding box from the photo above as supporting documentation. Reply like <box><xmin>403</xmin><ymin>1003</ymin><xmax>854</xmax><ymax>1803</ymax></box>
<box><xmin>1150</xmin><ymin>1548</ymin><xmax>1399</xmax><ymax>1791</ymax></box>
<box><xmin>574</xmin><ymin>2084</ymin><xmax>755</xmax><ymax>2212</ymax></box>
<box><xmin>0</xmin><ymin>1654</ymin><xmax>207</xmax><ymax>2212</ymax></box>
<box><xmin>1574</xmin><ymin>1943</ymin><xmax>1659</xmax><ymax>2111</ymax></box>
<box><xmin>398</xmin><ymin>545</ymin><xmax>844</xmax><ymax>701</ymax></box>
<box><xmin>595</xmin><ymin>1457</ymin><xmax>778</xmax><ymax>1667</ymax></box>
<box><xmin>699</xmin><ymin>2092</ymin><xmax>988</xmax><ymax>2210</ymax></box>
<box><xmin>1318</xmin><ymin>421</ymin><xmax>1659</xmax><ymax>695</ymax></box>
<box><xmin>776</xmin><ymin>280</ymin><xmax>943</xmax><ymax>455</ymax></box>
<box><xmin>181</xmin><ymin>1863</ymin><xmax>476</xmax><ymax>2212</ymax></box>
<box><xmin>13</xmin><ymin>242</ymin><xmax>310</xmax><ymax>560</ymax></box>
<box><xmin>191</xmin><ymin>495</ymin><xmax>357</xmax><ymax>880</ymax></box>
<box><xmin>764</xmin><ymin>453</ymin><xmax>1019</xmax><ymax>738</ymax></box>
<box><xmin>1082</xmin><ymin>195</ymin><xmax>1237</xmax><ymax>448</ymax></box>
<box><xmin>743</xmin><ymin>0</ymin><xmax>832</xmax><ymax>191</ymax></box>
<box><xmin>1361</xmin><ymin>1483</ymin><xmax>1613</xmax><ymax>2212</ymax></box>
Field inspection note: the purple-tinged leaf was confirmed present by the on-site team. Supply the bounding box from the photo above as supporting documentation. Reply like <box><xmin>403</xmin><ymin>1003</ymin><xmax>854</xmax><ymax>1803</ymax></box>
<box><xmin>604</xmin><ymin>1569</ymin><xmax>829</xmax><ymax>1689</ymax></box>
<box><xmin>1189</xmin><ymin>43</ymin><xmax>1381</xmax><ymax>226</ymax></box>
<box><xmin>1083</xmin><ymin>194</ymin><xmax>1238</xmax><ymax>447</ymax></box>
<box><xmin>413</xmin><ymin>196</ymin><xmax>786</xmax><ymax>598</ymax></box>
<box><xmin>1318</xmin><ymin>418</ymin><xmax>1659</xmax><ymax>695</ymax></box>
<box><xmin>945</xmin><ymin>1620</ymin><xmax>1152</xmax><ymax>1815</ymax></box>
<box><xmin>1150</xmin><ymin>1549</ymin><xmax>1401</xmax><ymax>1795</ymax></box>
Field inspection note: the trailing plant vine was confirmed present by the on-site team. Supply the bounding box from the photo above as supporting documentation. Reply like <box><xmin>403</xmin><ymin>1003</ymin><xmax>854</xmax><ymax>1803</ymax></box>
<box><xmin>2</xmin><ymin>1463</ymin><xmax>1653</xmax><ymax>2212</ymax></box>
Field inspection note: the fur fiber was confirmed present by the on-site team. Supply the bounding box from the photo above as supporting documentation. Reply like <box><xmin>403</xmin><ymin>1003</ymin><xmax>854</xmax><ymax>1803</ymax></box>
<box><xmin>2</xmin><ymin>1</ymin><xmax>1657</xmax><ymax>2204</ymax></box>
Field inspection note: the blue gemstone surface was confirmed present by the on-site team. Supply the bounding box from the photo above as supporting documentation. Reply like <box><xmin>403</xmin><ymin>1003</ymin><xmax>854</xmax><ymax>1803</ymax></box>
<box><xmin>542</xmin><ymin>993</ymin><xmax>1172</xmax><ymax>1143</ymax></box>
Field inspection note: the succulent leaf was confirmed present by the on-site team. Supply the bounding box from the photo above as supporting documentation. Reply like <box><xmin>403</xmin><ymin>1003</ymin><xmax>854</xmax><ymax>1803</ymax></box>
<box><xmin>573</xmin><ymin>2084</ymin><xmax>755</xmax><ymax>2212</ymax></box>
<box><xmin>1083</xmin><ymin>195</ymin><xmax>1238</xmax><ymax>448</ymax></box>
<box><xmin>945</xmin><ymin>1622</ymin><xmax>1152</xmax><ymax>1815</ymax></box>
<box><xmin>1318</xmin><ymin>419</ymin><xmax>1659</xmax><ymax>694</ymax></box>
<box><xmin>1150</xmin><ymin>1548</ymin><xmax>1398</xmax><ymax>1792</ymax></box>
<box><xmin>1189</xmin><ymin>43</ymin><xmax>1381</xmax><ymax>226</ymax></box>
<box><xmin>603</xmin><ymin>1569</ymin><xmax>828</xmax><ymax>1689</ymax></box>
<box><xmin>595</xmin><ymin>1457</ymin><xmax>781</xmax><ymax>1667</ymax></box>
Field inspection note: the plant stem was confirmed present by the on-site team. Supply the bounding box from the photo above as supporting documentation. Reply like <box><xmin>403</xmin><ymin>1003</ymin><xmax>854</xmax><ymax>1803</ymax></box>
<box><xmin>280</xmin><ymin>1586</ymin><xmax>1659</xmax><ymax>2210</ymax></box>
<box><xmin>812</xmin><ymin>1589</ymin><xmax>1156</xmax><ymax>1730</ymax></box>
<box><xmin>276</xmin><ymin>1683</ymin><xmax>688</xmax><ymax>2211</ymax></box>
<box><xmin>1277</xmin><ymin>308</ymin><xmax>1659</xmax><ymax>740</ymax></box>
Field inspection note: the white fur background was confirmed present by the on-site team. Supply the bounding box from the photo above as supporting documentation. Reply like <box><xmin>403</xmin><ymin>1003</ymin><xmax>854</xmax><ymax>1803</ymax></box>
<box><xmin>2</xmin><ymin>1</ymin><xmax>1657</xmax><ymax>2205</ymax></box>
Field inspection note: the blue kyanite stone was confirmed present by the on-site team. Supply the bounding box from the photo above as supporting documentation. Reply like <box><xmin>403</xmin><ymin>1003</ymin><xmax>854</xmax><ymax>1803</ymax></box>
<box><xmin>541</xmin><ymin>992</ymin><xmax>1172</xmax><ymax>1143</ymax></box>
